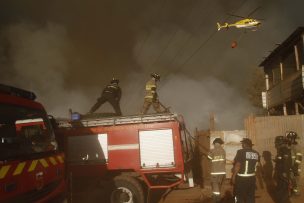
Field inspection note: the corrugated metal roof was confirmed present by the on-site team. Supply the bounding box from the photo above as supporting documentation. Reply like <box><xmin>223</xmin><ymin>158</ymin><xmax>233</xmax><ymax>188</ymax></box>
<box><xmin>259</xmin><ymin>27</ymin><xmax>304</xmax><ymax>67</ymax></box>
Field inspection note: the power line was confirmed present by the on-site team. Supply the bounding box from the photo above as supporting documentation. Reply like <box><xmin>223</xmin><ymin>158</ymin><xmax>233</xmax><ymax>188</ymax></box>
<box><xmin>167</xmin><ymin>0</ymin><xmax>214</xmax><ymax>70</ymax></box>
<box><xmin>149</xmin><ymin>0</ymin><xmax>200</xmax><ymax>69</ymax></box>
<box><xmin>135</xmin><ymin>0</ymin><xmax>167</xmax><ymax>59</ymax></box>
<box><xmin>175</xmin><ymin>30</ymin><xmax>217</xmax><ymax>70</ymax></box>
<box><xmin>169</xmin><ymin>0</ymin><xmax>249</xmax><ymax>74</ymax></box>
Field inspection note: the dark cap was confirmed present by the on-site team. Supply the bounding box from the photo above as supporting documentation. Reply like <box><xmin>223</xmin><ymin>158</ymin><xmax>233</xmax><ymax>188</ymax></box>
<box><xmin>240</xmin><ymin>138</ymin><xmax>253</xmax><ymax>146</ymax></box>
<box><xmin>213</xmin><ymin>138</ymin><xmax>224</xmax><ymax>145</ymax></box>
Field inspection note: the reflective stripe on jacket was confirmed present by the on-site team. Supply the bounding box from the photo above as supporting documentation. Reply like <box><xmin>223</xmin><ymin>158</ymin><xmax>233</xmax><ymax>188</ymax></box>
<box><xmin>145</xmin><ymin>79</ymin><xmax>157</xmax><ymax>99</ymax></box>
<box><xmin>208</xmin><ymin>146</ymin><xmax>226</xmax><ymax>175</ymax></box>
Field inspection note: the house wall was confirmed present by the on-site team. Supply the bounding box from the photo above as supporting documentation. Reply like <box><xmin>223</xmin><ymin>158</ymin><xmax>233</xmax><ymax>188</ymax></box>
<box><xmin>262</xmin><ymin>30</ymin><xmax>304</xmax><ymax>114</ymax></box>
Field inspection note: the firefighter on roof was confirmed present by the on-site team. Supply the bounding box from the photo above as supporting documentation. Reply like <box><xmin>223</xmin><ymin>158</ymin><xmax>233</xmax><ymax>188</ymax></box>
<box><xmin>141</xmin><ymin>73</ymin><xmax>167</xmax><ymax>114</ymax></box>
<box><xmin>208</xmin><ymin>138</ymin><xmax>226</xmax><ymax>203</ymax></box>
<box><xmin>88</xmin><ymin>78</ymin><xmax>122</xmax><ymax>116</ymax></box>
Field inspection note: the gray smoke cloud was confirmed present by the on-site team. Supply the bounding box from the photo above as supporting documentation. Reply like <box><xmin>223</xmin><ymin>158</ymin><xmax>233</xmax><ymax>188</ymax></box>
<box><xmin>0</xmin><ymin>22</ymin><xmax>95</xmax><ymax>117</ymax></box>
<box><xmin>1</xmin><ymin>0</ymin><xmax>304</xmax><ymax>132</ymax></box>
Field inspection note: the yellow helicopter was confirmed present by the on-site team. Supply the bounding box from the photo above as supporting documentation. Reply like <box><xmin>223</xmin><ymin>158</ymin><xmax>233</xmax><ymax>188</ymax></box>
<box><xmin>217</xmin><ymin>7</ymin><xmax>262</xmax><ymax>31</ymax></box>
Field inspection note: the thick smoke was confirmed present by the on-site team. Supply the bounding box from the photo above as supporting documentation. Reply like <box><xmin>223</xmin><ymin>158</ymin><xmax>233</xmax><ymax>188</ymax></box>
<box><xmin>0</xmin><ymin>23</ymin><xmax>94</xmax><ymax>117</ymax></box>
<box><xmin>1</xmin><ymin>0</ymin><xmax>304</xmax><ymax>132</ymax></box>
<box><xmin>159</xmin><ymin>74</ymin><xmax>255</xmax><ymax>130</ymax></box>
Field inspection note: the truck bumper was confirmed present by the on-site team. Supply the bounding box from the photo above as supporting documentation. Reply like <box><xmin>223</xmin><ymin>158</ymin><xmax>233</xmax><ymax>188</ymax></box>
<box><xmin>36</xmin><ymin>179</ymin><xmax>66</xmax><ymax>203</ymax></box>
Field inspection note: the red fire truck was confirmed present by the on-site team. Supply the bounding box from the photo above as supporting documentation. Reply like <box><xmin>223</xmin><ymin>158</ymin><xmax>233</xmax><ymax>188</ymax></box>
<box><xmin>0</xmin><ymin>84</ymin><xmax>66</xmax><ymax>203</ymax></box>
<box><xmin>56</xmin><ymin>113</ymin><xmax>194</xmax><ymax>203</ymax></box>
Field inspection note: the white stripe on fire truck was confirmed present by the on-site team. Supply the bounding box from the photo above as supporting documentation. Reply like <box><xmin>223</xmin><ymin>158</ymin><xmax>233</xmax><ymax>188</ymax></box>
<box><xmin>0</xmin><ymin>165</ymin><xmax>11</xmax><ymax>179</ymax></box>
<box><xmin>108</xmin><ymin>144</ymin><xmax>139</xmax><ymax>151</ymax></box>
<box><xmin>15</xmin><ymin>118</ymin><xmax>44</xmax><ymax>124</ymax></box>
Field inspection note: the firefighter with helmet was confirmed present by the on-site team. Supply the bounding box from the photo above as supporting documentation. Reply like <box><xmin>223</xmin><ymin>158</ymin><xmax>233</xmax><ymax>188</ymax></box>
<box><xmin>141</xmin><ymin>73</ymin><xmax>167</xmax><ymax>114</ymax></box>
<box><xmin>274</xmin><ymin>135</ymin><xmax>292</xmax><ymax>203</ymax></box>
<box><xmin>88</xmin><ymin>78</ymin><xmax>122</xmax><ymax>116</ymax></box>
<box><xmin>207</xmin><ymin>138</ymin><xmax>226</xmax><ymax>203</ymax></box>
<box><xmin>232</xmin><ymin>138</ymin><xmax>260</xmax><ymax>203</ymax></box>
<box><xmin>286</xmin><ymin>131</ymin><xmax>302</xmax><ymax>196</ymax></box>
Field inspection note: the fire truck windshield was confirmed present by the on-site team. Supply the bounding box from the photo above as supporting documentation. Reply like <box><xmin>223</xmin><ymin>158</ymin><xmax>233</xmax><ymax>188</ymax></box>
<box><xmin>0</xmin><ymin>103</ymin><xmax>57</xmax><ymax>161</ymax></box>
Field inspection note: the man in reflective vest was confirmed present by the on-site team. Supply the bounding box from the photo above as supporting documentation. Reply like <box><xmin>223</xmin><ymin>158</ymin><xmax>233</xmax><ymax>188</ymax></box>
<box><xmin>88</xmin><ymin>78</ymin><xmax>122</xmax><ymax>116</ymax></box>
<box><xmin>232</xmin><ymin>138</ymin><xmax>260</xmax><ymax>203</ymax></box>
<box><xmin>208</xmin><ymin>138</ymin><xmax>226</xmax><ymax>203</ymax></box>
<box><xmin>141</xmin><ymin>73</ymin><xmax>163</xmax><ymax>114</ymax></box>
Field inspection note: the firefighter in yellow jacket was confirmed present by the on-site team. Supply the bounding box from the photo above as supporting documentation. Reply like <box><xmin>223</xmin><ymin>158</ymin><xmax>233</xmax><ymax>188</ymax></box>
<box><xmin>208</xmin><ymin>138</ymin><xmax>226</xmax><ymax>203</ymax></box>
<box><xmin>141</xmin><ymin>73</ymin><xmax>165</xmax><ymax>114</ymax></box>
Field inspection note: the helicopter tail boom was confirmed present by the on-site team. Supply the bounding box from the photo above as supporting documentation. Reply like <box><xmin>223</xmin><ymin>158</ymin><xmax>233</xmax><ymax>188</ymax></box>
<box><xmin>217</xmin><ymin>22</ymin><xmax>229</xmax><ymax>31</ymax></box>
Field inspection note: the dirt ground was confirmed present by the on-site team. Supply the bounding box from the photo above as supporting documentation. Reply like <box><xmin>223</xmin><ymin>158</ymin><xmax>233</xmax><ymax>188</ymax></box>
<box><xmin>67</xmin><ymin>177</ymin><xmax>304</xmax><ymax>203</ymax></box>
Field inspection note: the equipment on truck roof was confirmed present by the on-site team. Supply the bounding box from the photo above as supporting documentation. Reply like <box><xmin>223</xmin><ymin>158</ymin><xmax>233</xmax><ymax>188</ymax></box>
<box><xmin>0</xmin><ymin>83</ymin><xmax>36</xmax><ymax>100</ymax></box>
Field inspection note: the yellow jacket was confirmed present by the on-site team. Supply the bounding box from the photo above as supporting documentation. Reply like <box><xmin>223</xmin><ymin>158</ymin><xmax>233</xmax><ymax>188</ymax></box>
<box><xmin>145</xmin><ymin>79</ymin><xmax>157</xmax><ymax>99</ymax></box>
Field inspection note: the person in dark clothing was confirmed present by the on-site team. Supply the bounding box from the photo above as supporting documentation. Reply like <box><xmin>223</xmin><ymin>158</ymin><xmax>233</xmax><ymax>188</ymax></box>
<box><xmin>285</xmin><ymin>131</ymin><xmax>302</xmax><ymax>196</ymax></box>
<box><xmin>88</xmin><ymin>78</ymin><xmax>122</xmax><ymax>116</ymax></box>
<box><xmin>232</xmin><ymin>138</ymin><xmax>260</xmax><ymax>203</ymax></box>
<box><xmin>274</xmin><ymin>135</ymin><xmax>292</xmax><ymax>203</ymax></box>
<box><xmin>261</xmin><ymin>151</ymin><xmax>276</xmax><ymax>202</ymax></box>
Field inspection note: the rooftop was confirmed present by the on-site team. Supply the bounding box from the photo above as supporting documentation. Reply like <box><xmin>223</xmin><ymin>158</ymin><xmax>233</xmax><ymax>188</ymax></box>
<box><xmin>259</xmin><ymin>27</ymin><xmax>304</xmax><ymax>67</ymax></box>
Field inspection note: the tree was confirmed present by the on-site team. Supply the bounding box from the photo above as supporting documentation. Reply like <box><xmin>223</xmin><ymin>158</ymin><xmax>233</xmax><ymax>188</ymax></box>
<box><xmin>246</xmin><ymin>67</ymin><xmax>266</xmax><ymax>109</ymax></box>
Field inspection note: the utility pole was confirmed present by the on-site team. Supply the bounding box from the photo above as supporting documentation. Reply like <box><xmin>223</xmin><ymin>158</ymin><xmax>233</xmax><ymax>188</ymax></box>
<box><xmin>209</xmin><ymin>112</ymin><xmax>215</xmax><ymax>131</ymax></box>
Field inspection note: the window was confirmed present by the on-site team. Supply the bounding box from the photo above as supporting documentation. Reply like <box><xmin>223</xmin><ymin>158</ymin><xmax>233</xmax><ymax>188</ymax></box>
<box><xmin>67</xmin><ymin>134</ymin><xmax>108</xmax><ymax>163</ymax></box>
<box><xmin>0</xmin><ymin>103</ymin><xmax>57</xmax><ymax>161</ymax></box>
<box><xmin>139</xmin><ymin>129</ymin><xmax>175</xmax><ymax>168</ymax></box>
<box><xmin>282</xmin><ymin>48</ymin><xmax>297</xmax><ymax>78</ymax></box>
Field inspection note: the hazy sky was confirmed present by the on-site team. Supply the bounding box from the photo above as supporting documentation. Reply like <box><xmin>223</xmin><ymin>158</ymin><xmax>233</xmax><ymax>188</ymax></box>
<box><xmin>0</xmin><ymin>0</ymin><xmax>303</xmax><ymax>130</ymax></box>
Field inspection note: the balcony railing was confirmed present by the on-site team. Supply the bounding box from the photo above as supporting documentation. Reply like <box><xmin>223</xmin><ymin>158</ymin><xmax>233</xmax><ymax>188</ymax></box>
<box><xmin>266</xmin><ymin>70</ymin><xmax>303</xmax><ymax>108</ymax></box>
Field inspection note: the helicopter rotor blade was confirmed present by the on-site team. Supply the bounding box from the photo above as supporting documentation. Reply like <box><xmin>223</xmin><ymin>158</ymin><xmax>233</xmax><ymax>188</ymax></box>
<box><xmin>247</xmin><ymin>6</ymin><xmax>261</xmax><ymax>17</ymax></box>
<box><xmin>227</xmin><ymin>13</ymin><xmax>246</xmax><ymax>19</ymax></box>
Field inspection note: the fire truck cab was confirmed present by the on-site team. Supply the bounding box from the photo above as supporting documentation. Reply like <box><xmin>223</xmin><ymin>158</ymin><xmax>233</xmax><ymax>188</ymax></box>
<box><xmin>0</xmin><ymin>84</ymin><xmax>65</xmax><ymax>203</ymax></box>
<box><xmin>56</xmin><ymin>113</ymin><xmax>194</xmax><ymax>203</ymax></box>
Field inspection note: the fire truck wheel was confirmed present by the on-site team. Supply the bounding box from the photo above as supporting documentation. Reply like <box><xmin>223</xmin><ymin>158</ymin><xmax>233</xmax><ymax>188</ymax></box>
<box><xmin>110</xmin><ymin>176</ymin><xmax>145</xmax><ymax>203</ymax></box>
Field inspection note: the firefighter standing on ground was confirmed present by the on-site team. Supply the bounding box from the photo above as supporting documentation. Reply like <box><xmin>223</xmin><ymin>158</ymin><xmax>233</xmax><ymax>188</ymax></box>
<box><xmin>208</xmin><ymin>138</ymin><xmax>226</xmax><ymax>203</ymax></box>
<box><xmin>286</xmin><ymin>131</ymin><xmax>302</xmax><ymax>196</ymax></box>
<box><xmin>274</xmin><ymin>135</ymin><xmax>292</xmax><ymax>203</ymax></box>
<box><xmin>232</xmin><ymin>138</ymin><xmax>260</xmax><ymax>203</ymax></box>
<box><xmin>88</xmin><ymin>78</ymin><xmax>122</xmax><ymax>116</ymax></box>
<box><xmin>141</xmin><ymin>73</ymin><xmax>166</xmax><ymax>114</ymax></box>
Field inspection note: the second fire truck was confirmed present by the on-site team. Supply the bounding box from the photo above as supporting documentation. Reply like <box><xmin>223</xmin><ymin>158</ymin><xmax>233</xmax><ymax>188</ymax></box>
<box><xmin>0</xmin><ymin>84</ymin><xmax>66</xmax><ymax>203</ymax></box>
<box><xmin>56</xmin><ymin>112</ymin><xmax>194</xmax><ymax>203</ymax></box>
